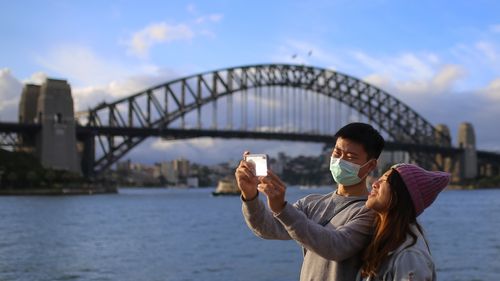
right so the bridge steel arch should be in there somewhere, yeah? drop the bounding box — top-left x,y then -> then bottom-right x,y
79,64 -> 451,176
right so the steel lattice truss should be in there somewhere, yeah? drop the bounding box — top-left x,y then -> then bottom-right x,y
0,132 -> 18,147
79,64 -> 452,174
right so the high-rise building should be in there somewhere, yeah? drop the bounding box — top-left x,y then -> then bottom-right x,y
173,158 -> 190,178
156,161 -> 178,184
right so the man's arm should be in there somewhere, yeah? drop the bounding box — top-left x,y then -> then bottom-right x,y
236,155 -> 294,240
274,203 -> 374,261
241,193 -> 293,240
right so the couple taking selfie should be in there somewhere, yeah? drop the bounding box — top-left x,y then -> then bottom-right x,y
235,122 -> 450,281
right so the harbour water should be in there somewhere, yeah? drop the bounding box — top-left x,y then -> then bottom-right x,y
0,187 -> 499,281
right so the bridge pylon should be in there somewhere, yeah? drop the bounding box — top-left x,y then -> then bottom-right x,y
18,84 -> 40,153
19,79 -> 81,174
456,122 -> 477,181
433,124 -> 455,173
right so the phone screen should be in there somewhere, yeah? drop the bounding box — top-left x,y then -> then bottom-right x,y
245,154 -> 268,176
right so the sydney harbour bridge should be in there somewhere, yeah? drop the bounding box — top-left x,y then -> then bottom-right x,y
1,63 -> 499,181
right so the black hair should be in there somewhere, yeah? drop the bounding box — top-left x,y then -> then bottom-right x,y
333,122 -> 385,159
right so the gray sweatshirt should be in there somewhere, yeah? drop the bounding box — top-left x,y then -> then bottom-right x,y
242,190 -> 375,281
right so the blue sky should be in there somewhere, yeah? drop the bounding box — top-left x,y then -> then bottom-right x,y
1,0 -> 500,164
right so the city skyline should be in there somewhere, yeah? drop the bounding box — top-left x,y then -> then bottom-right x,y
1,0 -> 499,164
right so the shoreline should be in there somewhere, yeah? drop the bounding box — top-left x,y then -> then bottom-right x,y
1,184 -> 497,195
0,186 -> 118,196
447,185 -> 475,190
446,184 -> 500,190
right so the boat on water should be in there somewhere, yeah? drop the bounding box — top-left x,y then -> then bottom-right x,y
212,177 -> 240,196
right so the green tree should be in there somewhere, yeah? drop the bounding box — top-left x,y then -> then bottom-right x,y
7,172 -> 18,188
26,171 -> 39,188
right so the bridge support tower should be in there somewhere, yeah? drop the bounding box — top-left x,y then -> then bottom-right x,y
18,84 -> 40,153
79,134 -> 95,178
456,122 -> 477,181
434,124 -> 455,173
19,79 -> 81,174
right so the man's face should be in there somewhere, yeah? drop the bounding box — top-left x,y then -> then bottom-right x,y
331,137 -> 372,178
331,137 -> 369,165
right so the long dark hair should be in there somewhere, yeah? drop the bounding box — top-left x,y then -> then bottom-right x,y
361,169 -> 423,278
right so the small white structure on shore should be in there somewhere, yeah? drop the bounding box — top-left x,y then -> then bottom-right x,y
212,176 -> 240,196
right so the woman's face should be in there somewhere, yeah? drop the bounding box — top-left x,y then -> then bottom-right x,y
366,169 -> 393,213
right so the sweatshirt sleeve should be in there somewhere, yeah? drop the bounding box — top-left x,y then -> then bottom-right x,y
392,250 -> 434,281
241,194 -> 292,240
274,202 -> 374,261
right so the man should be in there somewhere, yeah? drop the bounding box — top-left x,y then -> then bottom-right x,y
235,122 -> 385,281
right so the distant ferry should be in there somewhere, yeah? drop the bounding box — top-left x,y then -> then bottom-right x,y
212,177 -> 240,196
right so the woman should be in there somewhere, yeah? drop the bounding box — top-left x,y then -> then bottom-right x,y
360,163 -> 450,281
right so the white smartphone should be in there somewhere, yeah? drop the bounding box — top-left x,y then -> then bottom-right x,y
244,154 -> 268,176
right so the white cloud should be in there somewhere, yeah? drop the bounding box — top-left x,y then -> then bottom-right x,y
186,3 -> 197,14
483,77 -> 500,100
475,41 -> 497,61
208,14 -> 223,22
37,45 -> 133,85
198,29 -> 216,39
431,65 -> 466,92
378,64 -> 464,95
0,69 -> 22,99
186,3 -> 222,23
126,11 -> 223,59
362,64 -> 466,123
490,24 -> 500,33
362,73 -> 392,89
0,68 -> 23,121
450,39 -> 500,84
123,4 -> 224,59
127,22 -> 194,58
195,14 -> 223,24
354,49 -> 465,97
72,67 -> 180,112
23,72 -> 47,85
352,51 -> 439,82
398,53 -> 436,80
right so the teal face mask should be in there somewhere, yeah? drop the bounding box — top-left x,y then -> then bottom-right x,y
330,157 -> 371,186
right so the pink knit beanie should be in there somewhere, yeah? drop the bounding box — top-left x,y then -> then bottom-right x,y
392,163 -> 451,216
